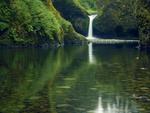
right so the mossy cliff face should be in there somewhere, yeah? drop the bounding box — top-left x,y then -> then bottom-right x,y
52,0 -> 89,36
0,0 -> 85,47
136,0 -> 150,47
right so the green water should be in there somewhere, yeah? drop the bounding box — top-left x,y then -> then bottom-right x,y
0,45 -> 150,113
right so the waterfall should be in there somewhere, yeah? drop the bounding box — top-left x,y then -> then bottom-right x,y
87,14 -> 97,64
88,14 -> 97,39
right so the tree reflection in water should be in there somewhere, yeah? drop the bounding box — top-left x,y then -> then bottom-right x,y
0,45 -> 150,113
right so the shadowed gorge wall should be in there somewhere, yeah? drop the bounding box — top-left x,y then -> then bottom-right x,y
53,0 -> 139,39
94,0 -> 138,38
136,0 -> 150,47
52,0 -> 89,36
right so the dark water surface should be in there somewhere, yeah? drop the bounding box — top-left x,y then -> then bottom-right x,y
0,44 -> 150,113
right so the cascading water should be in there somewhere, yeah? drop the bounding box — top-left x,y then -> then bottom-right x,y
87,14 -> 139,45
88,14 -> 97,39
88,14 -> 97,64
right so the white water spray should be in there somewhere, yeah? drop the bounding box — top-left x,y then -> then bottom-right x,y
88,14 -> 97,39
88,14 -> 97,64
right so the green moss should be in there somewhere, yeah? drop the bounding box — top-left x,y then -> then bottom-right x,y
0,0 -> 85,47
76,0 -> 97,14
53,0 -> 89,36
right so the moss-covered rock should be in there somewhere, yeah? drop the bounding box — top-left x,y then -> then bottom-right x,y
0,0 -> 85,47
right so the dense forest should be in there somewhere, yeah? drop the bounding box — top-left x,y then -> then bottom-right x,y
0,0 -> 150,48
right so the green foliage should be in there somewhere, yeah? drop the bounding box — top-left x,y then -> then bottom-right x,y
76,0 -> 97,14
0,0 -> 85,47
53,0 -> 89,36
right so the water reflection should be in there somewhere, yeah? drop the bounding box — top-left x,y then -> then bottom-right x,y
0,45 -> 150,113
94,96 -> 137,113
88,43 -> 96,64
95,97 -> 104,113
